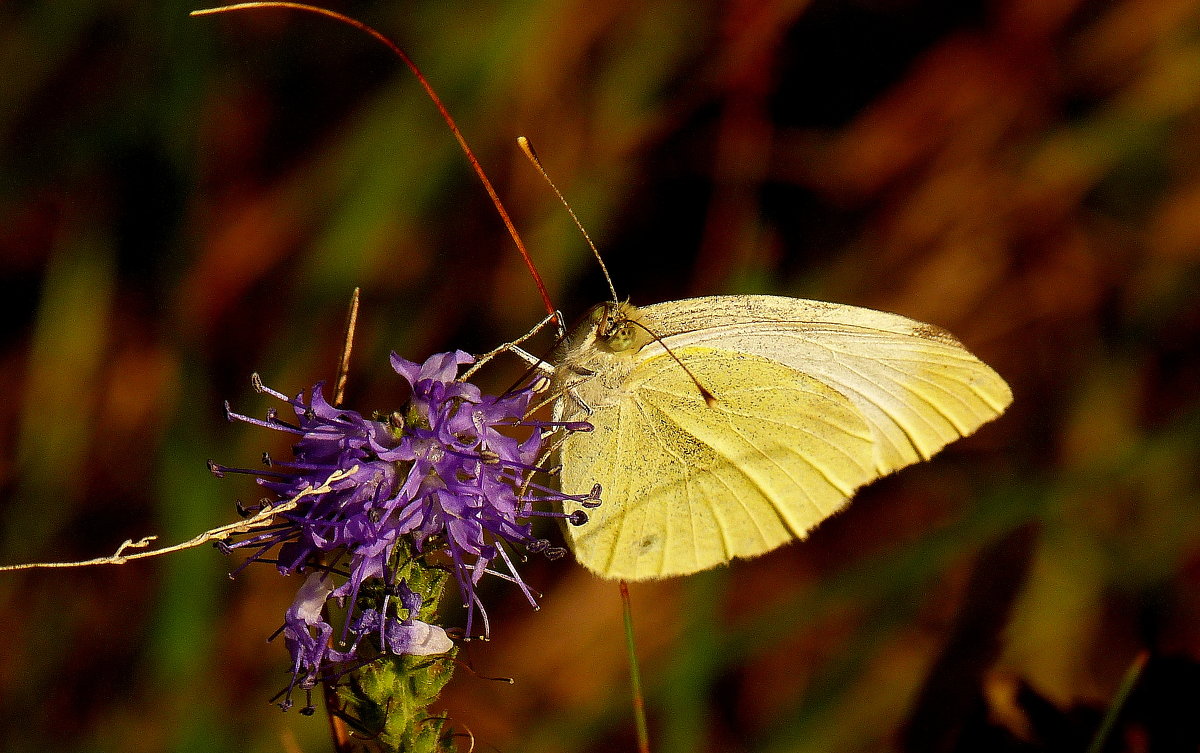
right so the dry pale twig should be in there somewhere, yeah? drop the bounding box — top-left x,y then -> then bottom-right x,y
0,466 -> 357,572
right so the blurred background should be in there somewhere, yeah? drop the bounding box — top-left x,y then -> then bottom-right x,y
2,0 -> 1199,751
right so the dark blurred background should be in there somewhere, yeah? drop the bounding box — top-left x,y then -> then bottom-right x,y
2,0 -> 1199,751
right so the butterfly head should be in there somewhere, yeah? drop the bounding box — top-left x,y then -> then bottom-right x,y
588,301 -> 650,354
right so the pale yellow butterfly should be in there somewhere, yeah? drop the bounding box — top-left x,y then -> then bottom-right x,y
550,294 -> 1012,581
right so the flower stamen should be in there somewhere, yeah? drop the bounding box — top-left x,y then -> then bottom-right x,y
216,350 -> 598,696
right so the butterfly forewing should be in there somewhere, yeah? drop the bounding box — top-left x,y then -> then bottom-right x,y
560,347 -> 877,580
640,296 -> 1013,474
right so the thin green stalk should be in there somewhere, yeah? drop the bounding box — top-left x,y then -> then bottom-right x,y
1085,651 -> 1148,753
620,581 -> 651,753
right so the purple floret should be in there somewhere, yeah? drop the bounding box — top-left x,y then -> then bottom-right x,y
213,350 -> 599,707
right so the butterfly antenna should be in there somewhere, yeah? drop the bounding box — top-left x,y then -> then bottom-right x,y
190,2 -> 560,323
628,320 -> 718,407
518,136 -> 620,305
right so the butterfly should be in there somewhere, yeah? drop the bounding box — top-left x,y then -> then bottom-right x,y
548,294 -> 1012,581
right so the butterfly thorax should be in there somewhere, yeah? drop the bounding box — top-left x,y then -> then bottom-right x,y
552,301 -> 653,417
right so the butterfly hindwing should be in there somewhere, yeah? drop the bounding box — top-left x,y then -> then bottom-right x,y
561,347 -> 877,580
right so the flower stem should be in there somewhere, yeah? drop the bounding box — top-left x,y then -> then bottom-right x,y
336,546 -> 460,752
620,581 -> 651,753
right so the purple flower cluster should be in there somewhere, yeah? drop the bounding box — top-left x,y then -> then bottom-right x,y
211,351 -> 598,709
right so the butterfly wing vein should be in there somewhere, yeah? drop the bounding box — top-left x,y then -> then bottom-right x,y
558,295 -> 1013,580
564,349 -> 878,579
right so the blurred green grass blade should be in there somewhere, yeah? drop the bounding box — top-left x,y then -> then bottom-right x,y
659,569 -> 726,753
517,480 -> 1046,751
760,606 -> 925,753
0,3 -> 100,155
4,226 -> 116,561
148,363 -> 231,753
732,480 -> 1048,654
712,482 -> 1046,752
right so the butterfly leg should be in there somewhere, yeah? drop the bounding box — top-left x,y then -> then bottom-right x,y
567,390 -> 594,416
462,310 -> 561,381
528,365 -> 597,416
561,367 -> 597,415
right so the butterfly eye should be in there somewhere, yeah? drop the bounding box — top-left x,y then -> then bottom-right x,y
605,323 -> 637,353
